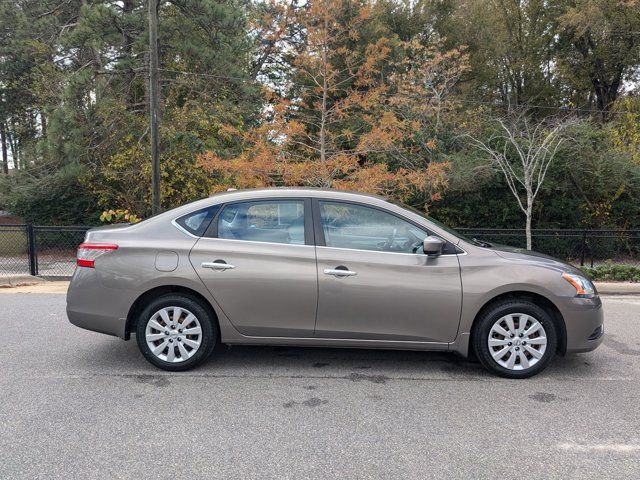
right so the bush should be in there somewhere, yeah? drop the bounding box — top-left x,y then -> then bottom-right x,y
0,163 -> 101,225
581,263 -> 640,283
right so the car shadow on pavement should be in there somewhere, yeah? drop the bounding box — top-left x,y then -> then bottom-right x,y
213,345 -> 486,378
85,337 -> 604,380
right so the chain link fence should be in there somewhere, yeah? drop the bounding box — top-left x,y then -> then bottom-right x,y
0,224 -> 90,279
33,226 -> 91,277
1,224 -> 639,279
0,224 -> 30,276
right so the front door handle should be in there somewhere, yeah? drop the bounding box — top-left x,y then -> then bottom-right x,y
324,267 -> 357,277
202,261 -> 235,270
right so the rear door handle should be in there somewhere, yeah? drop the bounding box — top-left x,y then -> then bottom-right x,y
202,261 -> 235,270
324,268 -> 357,277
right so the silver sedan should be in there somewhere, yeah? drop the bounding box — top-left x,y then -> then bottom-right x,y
67,188 -> 604,378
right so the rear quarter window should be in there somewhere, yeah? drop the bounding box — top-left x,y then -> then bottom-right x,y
175,205 -> 220,236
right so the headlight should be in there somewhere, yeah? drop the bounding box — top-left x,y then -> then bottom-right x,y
562,272 -> 596,297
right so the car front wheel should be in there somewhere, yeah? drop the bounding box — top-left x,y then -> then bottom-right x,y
473,300 -> 558,379
136,293 -> 218,371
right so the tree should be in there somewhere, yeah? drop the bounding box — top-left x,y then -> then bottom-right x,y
0,0 -> 260,219
248,0 -> 304,81
198,0 -> 470,207
554,0 -> 640,119
467,112 -> 573,249
429,0 -> 561,108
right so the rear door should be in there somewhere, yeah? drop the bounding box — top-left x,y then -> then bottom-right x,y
313,199 -> 462,343
189,198 -> 318,337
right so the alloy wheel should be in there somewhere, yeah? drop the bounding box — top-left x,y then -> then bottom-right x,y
487,313 -> 548,371
145,306 -> 203,363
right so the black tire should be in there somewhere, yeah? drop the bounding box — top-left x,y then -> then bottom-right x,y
136,293 -> 218,371
472,300 -> 557,379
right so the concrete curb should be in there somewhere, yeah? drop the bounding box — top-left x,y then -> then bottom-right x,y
0,275 -> 46,288
594,282 -> 640,295
0,281 -> 68,294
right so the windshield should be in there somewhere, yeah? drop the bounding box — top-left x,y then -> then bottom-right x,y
390,200 -> 477,244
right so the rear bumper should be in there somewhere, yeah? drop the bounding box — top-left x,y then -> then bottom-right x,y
67,308 -> 127,338
66,267 -> 130,339
562,295 -> 604,353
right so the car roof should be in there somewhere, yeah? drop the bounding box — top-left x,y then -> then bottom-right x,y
207,187 -> 388,203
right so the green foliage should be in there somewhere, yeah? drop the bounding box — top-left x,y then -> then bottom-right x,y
610,97 -> 640,164
433,0 -> 562,108
100,209 -> 141,224
554,121 -> 640,229
86,138 -> 211,218
428,152 -> 522,227
581,263 -> 640,283
0,162 -> 100,225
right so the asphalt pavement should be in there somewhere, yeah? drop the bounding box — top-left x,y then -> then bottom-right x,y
1,292 -> 639,479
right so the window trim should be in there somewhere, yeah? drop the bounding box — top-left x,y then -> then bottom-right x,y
204,197 -> 314,246
312,198 -> 461,255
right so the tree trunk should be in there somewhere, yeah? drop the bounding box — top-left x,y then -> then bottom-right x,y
592,75 -> 621,123
319,74 -> 327,165
80,0 -> 104,103
525,199 -> 533,250
123,0 -> 135,109
40,110 -> 47,138
319,15 -> 329,169
9,123 -> 18,169
0,123 -> 8,174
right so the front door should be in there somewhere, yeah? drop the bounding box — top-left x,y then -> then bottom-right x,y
314,200 -> 462,343
190,198 -> 317,337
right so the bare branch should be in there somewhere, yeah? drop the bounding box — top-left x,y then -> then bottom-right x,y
466,112 -> 573,249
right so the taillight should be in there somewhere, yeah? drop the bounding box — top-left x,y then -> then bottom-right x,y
77,243 -> 118,268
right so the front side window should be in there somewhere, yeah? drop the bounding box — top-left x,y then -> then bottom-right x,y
217,200 -> 305,245
319,201 -> 426,253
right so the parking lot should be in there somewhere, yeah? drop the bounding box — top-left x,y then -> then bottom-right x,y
1,291 -> 639,479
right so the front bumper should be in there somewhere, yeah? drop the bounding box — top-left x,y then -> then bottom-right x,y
561,295 -> 604,353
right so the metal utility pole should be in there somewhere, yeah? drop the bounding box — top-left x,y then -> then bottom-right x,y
148,0 -> 161,215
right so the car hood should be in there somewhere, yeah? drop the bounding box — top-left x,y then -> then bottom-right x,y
489,243 -> 584,275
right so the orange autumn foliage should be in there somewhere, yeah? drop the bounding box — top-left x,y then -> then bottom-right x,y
198,0 -> 468,207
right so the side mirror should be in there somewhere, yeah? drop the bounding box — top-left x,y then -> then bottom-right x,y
423,236 -> 445,256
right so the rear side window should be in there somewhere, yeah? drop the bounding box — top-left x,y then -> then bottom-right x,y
175,205 -> 220,237
217,200 -> 305,245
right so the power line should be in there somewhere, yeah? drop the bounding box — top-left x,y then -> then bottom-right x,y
454,98 -> 638,116
159,67 -> 640,116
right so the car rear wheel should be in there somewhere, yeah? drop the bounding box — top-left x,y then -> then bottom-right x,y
473,300 -> 557,379
136,293 -> 217,371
